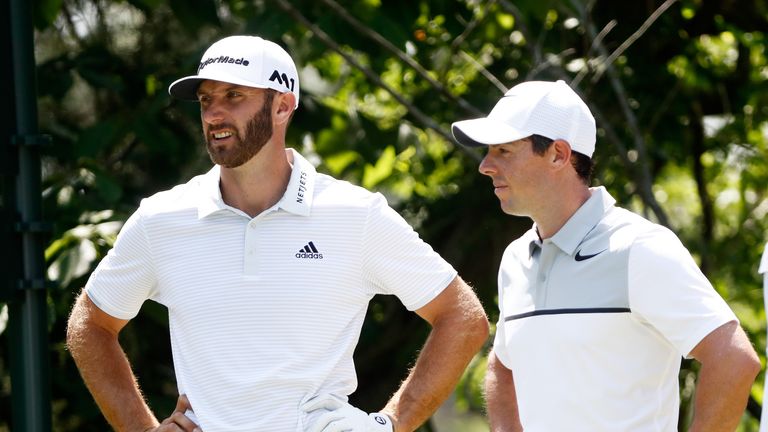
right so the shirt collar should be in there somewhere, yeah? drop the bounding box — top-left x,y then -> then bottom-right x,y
550,186 -> 615,255
196,165 -> 225,219
196,148 -> 317,219
528,186 -> 616,257
276,148 -> 316,216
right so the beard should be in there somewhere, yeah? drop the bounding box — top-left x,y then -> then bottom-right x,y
205,92 -> 274,168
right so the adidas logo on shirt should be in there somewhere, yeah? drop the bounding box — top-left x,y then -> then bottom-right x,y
295,241 -> 323,259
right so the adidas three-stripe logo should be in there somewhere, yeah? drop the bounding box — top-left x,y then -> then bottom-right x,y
299,241 -> 319,254
295,241 -> 324,259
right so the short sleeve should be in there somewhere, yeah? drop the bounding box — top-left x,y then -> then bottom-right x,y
491,248 -> 514,369
627,227 -> 737,358
84,210 -> 158,320
361,194 -> 457,311
491,313 -> 513,369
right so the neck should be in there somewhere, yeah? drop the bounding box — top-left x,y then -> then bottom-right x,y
218,143 -> 292,218
532,182 -> 592,239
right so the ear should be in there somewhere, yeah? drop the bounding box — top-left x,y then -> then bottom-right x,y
273,92 -> 296,125
550,139 -> 573,169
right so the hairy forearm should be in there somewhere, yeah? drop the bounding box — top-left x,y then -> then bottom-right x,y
67,306 -> 158,431
485,351 -> 522,432
382,312 -> 488,432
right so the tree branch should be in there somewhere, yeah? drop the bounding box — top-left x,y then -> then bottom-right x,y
457,51 -> 509,94
274,0 -> 481,161
316,0 -> 485,117
571,19 -> 616,87
570,0 -> 670,227
591,0 -> 679,84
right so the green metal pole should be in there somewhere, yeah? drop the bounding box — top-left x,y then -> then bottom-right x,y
8,0 -> 53,429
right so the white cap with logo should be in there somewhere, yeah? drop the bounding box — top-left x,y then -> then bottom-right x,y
168,35 -> 300,109
451,80 -> 596,157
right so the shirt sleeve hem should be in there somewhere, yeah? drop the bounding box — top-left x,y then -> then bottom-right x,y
403,270 -> 458,312
85,288 -> 140,321
681,314 -> 738,359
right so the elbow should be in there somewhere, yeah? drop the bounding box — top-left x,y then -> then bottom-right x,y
65,294 -> 91,357
726,344 -> 761,387
735,333 -> 762,381
65,308 -> 83,356
735,350 -> 762,392
477,313 -> 491,342
743,347 -> 762,380
467,308 -> 490,350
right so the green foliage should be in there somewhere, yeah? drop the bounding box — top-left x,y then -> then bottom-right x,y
4,0 -> 767,430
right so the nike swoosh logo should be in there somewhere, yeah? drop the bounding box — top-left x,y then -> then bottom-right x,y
574,249 -> 607,261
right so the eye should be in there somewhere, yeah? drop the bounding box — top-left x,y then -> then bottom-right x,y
197,94 -> 210,104
226,90 -> 242,99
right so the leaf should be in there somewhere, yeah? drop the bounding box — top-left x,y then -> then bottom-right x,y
323,150 -> 359,176
362,145 -> 396,189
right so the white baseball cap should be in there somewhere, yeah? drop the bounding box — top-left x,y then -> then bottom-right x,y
168,35 -> 300,109
451,80 -> 596,157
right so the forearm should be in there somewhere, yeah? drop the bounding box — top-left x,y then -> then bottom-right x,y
382,312 -> 488,431
67,299 -> 158,431
485,351 -> 522,432
689,363 -> 756,431
688,322 -> 760,432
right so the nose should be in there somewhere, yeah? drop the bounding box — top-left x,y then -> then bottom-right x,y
479,152 -> 495,176
201,98 -> 225,125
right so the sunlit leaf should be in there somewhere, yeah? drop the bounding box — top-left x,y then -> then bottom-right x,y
362,145 -> 396,189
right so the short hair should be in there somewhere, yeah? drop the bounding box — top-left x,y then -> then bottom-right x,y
527,134 -> 594,185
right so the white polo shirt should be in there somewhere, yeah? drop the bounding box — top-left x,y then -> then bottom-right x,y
493,187 -> 736,431
85,149 -> 456,432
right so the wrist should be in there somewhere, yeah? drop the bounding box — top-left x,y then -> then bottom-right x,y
370,411 -> 395,432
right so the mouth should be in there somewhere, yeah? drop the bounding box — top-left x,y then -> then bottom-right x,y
492,183 -> 509,197
211,130 -> 234,141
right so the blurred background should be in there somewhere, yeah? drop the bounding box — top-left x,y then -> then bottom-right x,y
2,0 -> 768,430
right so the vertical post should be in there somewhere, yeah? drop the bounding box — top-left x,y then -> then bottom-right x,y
6,0 -> 53,430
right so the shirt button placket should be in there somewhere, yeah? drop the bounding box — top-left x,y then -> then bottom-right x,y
244,220 -> 258,275
536,242 -> 554,306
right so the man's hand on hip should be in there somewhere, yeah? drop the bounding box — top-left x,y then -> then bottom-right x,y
148,394 -> 202,432
302,394 -> 394,432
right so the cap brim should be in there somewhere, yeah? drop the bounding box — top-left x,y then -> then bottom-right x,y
451,118 -> 529,147
168,76 -> 205,100
167,72 -> 278,101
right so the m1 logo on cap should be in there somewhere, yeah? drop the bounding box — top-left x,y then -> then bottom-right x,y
269,70 -> 295,92
198,55 -> 250,72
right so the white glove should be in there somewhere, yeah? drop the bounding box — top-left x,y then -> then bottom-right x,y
302,394 -> 394,432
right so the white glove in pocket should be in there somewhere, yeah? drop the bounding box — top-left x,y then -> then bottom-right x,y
302,394 -> 393,432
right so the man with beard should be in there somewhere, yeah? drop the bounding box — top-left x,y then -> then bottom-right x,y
66,35 -> 489,432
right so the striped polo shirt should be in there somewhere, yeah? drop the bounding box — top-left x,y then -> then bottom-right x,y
85,149 -> 457,432
492,187 -> 736,431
